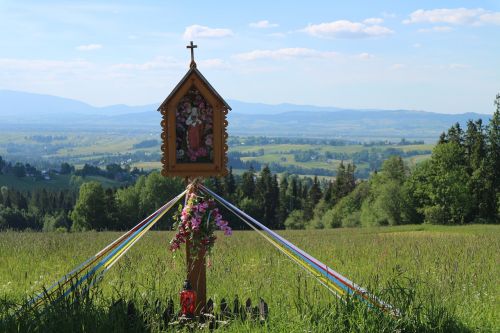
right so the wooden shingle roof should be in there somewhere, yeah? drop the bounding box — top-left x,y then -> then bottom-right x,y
157,66 -> 231,111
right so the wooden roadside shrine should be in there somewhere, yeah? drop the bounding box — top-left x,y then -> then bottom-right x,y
157,41 -> 231,315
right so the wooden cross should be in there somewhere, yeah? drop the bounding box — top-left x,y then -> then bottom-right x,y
186,41 -> 197,66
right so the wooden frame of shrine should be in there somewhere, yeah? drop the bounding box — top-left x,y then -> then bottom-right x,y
158,42 -> 231,178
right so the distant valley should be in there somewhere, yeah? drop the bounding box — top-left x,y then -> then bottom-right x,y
0,90 -> 490,141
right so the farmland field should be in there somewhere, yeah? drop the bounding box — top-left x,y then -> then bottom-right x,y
1,225 -> 498,332
0,131 -> 433,182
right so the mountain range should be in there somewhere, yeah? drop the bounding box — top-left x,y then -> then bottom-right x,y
0,90 -> 490,141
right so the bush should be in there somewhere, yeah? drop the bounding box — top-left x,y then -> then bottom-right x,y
284,210 -> 307,229
424,205 -> 448,224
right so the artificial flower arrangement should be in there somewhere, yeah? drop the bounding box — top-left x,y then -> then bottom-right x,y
170,190 -> 232,257
175,88 -> 214,163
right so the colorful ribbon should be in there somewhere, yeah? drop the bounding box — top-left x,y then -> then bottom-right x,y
200,185 -> 395,314
26,190 -> 186,310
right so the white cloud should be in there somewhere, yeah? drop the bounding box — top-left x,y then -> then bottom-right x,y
198,58 -> 230,69
301,20 -> 393,38
267,32 -> 286,38
480,12 -> 500,25
0,58 -> 93,71
356,52 -> 374,60
249,20 -> 279,28
183,25 -> 233,39
404,8 -> 500,26
76,44 -> 102,51
235,48 -> 338,61
418,26 -> 453,33
391,63 -> 406,70
363,18 -> 384,25
111,56 -> 182,71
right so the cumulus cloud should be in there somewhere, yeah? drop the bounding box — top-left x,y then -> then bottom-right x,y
76,44 -> 102,51
249,20 -> 279,28
301,20 -> 393,38
183,25 -> 233,39
235,48 -> 338,61
404,8 -> 500,26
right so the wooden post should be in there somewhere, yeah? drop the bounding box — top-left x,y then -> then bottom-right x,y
186,239 -> 206,315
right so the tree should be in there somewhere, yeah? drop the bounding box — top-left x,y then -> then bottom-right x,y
71,181 -> 108,231
207,177 -> 224,195
447,122 -> 464,146
256,166 -> 279,227
43,212 -> 70,232
464,119 -> 486,171
223,167 -> 236,198
139,172 -> 184,221
308,176 -> 322,206
488,94 -> 500,195
60,162 -> 74,175
325,161 -> 356,207
12,163 -> 26,178
407,143 -> 472,224
0,156 -> 5,174
239,167 -> 256,199
321,182 -> 369,228
360,156 -> 409,226
284,210 -> 307,230
115,182 -> 141,229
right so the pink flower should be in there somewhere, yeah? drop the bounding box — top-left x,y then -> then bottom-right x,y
170,242 -> 180,251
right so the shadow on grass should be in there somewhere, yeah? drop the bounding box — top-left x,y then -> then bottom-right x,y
0,273 -> 472,333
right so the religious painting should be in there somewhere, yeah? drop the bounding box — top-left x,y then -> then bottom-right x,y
175,87 -> 214,163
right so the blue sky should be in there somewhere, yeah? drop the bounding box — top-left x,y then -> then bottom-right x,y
0,1 -> 499,114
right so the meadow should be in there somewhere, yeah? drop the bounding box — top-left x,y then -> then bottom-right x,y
0,224 -> 498,332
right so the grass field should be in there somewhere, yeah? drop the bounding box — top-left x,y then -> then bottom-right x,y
0,174 -> 127,191
0,225 -> 498,332
0,131 -> 433,181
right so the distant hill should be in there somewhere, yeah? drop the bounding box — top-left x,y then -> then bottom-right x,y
0,90 -> 491,141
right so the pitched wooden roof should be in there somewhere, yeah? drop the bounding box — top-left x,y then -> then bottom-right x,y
157,66 -> 231,111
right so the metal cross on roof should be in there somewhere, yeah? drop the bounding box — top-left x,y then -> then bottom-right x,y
186,41 -> 197,67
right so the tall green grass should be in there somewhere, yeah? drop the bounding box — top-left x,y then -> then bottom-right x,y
0,225 -> 498,332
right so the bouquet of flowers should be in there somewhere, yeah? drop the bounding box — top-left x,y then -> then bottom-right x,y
170,191 -> 232,256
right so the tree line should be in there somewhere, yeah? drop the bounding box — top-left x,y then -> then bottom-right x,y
1,95 -> 499,231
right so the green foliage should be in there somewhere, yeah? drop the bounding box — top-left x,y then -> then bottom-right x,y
12,163 -> 26,178
284,210 -> 307,229
71,182 -> 108,231
0,156 -> 5,174
322,182 -> 370,228
360,157 -> 410,226
410,143 -> 472,224
42,212 -> 70,232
